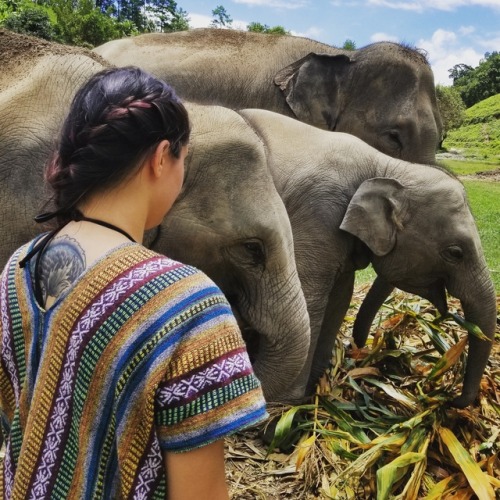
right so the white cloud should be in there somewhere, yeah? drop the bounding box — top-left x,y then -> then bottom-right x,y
233,0 -> 309,8
366,0 -> 500,11
187,13 -> 248,30
370,32 -> 399,42
476,35 -> 500,51
367,0 -> 424,11
416,29 -> 484,85
430,49 -> 483,84
458,25 -> 475,35
186,13 -> 212,28
291,26 -> 325,39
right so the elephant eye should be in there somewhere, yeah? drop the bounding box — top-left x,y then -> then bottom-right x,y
385,130 -> 403,152
243,240 -> 266,266
442,245 -> 464,262
225,239 -> 266,269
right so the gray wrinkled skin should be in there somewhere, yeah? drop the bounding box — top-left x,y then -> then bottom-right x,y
94,28 -> 443,165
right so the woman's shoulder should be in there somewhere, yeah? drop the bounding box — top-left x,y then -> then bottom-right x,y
1,235 -> 44,275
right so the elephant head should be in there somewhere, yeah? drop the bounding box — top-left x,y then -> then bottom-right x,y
94,31 -> 442,165
153,104 -> 310,402
340,172 -> 496,407
274,42 -> 443,165
0,30 -> 109,265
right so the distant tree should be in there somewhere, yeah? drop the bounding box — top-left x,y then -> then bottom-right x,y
449,52 -> 500,107
49,0 -> 137,46
210,4 -> 232,28
118,0 -> 147,30
168,6 -> 189,31
435,85 -> 466,140
61,8 -> 116,46
95,0 -> 117,15
342,39 -> 356,50
247,21 -> 288,35
2,6 -> 55,40
146,2 -> 190,32
1,0 -> 187,46
448,63 -> 473,83
247,21 -> 265,32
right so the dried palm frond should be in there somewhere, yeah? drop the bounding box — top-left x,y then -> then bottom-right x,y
227,289 -> 500,500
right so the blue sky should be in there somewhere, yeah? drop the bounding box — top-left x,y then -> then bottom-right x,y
176,0 -> 500,86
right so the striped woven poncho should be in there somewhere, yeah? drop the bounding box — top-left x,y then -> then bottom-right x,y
0,241 -> 267,499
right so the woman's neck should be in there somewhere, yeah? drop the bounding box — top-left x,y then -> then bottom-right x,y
78,178 -> 150,245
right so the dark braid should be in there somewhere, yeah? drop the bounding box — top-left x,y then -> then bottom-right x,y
45,66 -> 190,226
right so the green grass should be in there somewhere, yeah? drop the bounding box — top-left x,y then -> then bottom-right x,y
462,93 -> 500,124
439,159 -> 499,175
461,179 -> 500,291
442,94 -> 500,162
444,121 -> 500,161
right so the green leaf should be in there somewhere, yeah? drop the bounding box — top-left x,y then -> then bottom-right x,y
427,336 -> 467,380
450,313 -> 490,341
266,404 -> 315,453
439,426 -> 495,500
415,317 -> 450,354
319,397 -> 371,443
376,452 -> 426,500
363,378 -> 417,409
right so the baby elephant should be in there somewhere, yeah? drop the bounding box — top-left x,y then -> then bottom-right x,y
238,108 -> 496,408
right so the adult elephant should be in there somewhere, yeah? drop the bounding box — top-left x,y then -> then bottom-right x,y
0,30 -> 310,402
94,28 -> 443,165
238,108 -> 496,408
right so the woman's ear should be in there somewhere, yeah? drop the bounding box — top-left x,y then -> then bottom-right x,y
150,139 -> 171,178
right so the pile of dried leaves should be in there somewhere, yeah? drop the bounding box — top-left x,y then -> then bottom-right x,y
226,287 -> 500,499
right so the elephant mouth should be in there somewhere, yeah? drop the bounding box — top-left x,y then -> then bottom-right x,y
397,279 -> 449,316
227,298 -> 261,363
241,327 -> 260,364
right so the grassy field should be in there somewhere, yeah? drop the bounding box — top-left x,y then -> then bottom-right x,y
441,159 -> 499,175
461,178 -> 500,291
443,93 -> 500,162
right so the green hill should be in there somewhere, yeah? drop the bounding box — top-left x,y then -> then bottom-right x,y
443,93 -> 500,162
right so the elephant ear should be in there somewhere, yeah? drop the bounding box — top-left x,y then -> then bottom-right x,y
340,178 -> 407,257
274,53 -> 352,130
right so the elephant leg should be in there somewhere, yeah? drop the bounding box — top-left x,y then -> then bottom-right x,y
352,276 -> 395,347
307,271 -> 355,392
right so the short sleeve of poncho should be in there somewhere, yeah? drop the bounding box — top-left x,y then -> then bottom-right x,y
133,254 -> 267,451
153,269 -> 268,452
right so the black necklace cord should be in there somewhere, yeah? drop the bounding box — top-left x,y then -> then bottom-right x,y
19,209 -> 135,272
19,209 -> 69,269
73,210 -> 136,243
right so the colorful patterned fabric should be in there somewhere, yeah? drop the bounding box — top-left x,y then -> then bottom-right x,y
0,240 -> 267,499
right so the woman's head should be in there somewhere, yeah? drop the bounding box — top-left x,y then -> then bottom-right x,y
45,66 -> 190,224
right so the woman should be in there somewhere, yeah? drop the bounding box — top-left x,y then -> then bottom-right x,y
0,67 -> 267,499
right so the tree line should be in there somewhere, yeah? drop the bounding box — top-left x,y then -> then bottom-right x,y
437,51 -> 500,138
0,1 -> 290,46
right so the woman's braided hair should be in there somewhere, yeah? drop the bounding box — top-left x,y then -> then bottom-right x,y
45,66 -> 190,225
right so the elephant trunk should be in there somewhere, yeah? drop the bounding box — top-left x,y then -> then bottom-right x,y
449,272 -> 497,408
245,273 -> 310,403
353,276 -> 395,347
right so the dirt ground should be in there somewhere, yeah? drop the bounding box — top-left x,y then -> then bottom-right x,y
461,167 -> 500,181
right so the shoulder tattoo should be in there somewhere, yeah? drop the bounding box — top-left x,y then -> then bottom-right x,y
36,236 -> 86,302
